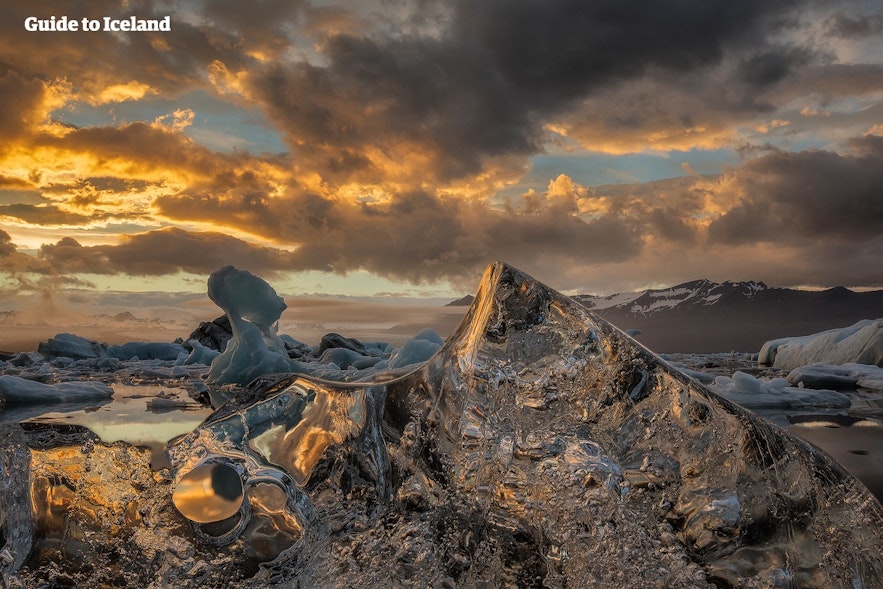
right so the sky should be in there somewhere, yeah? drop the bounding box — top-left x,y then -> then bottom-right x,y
2,0 -> 883,322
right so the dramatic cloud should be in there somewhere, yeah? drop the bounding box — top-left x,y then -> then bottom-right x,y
248,0 -> 817,181
0,0 -> 881,296
709,136 -> 883,245
37,228 -> 302,277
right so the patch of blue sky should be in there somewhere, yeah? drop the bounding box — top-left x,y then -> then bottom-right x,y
497,147 -> 739,201
51,89 -> 288,155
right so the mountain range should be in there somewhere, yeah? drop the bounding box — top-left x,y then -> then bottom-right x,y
450,279 -> 883,353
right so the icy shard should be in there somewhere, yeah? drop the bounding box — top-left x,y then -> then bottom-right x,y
3,262 -> 883,588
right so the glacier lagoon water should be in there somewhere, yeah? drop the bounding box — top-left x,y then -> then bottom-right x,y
2,262 -> 882,588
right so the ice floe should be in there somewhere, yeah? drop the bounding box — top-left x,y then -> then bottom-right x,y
0,375 -> 113,405
786,362 -> 883,391
758,319 -> 883,369
708,370 -> 851,409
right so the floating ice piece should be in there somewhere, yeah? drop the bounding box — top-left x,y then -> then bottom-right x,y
315,333 -> 376,357
759,319 -> 883,369
318,347 -> 378,369
8,352 -> 43,367
667,362 -> 714,384
387,327 -> 444,368
106,341 -> 187,361
787,362 -> 883,391
37,333 -> 106,360
709,371 -> 850,409
0,375 -> 113,406
179,339 -> 221,366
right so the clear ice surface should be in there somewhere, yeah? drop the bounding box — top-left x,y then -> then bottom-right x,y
2,262 -> 883,588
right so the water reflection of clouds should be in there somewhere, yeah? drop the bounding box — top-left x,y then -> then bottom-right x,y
21,383 -> 212,448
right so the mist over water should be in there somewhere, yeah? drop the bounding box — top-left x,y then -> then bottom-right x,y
0,293 -> 467,352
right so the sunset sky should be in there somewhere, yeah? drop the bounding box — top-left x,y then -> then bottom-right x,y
2,0 -> 883,318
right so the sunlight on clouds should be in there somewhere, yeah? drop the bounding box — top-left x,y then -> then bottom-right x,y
152,109 -> 195,132
561,121 -> 736,155
3,144 -> 190,193
801,105 -> 832,117
0,0 -> 881,299
688,174 -> 747,221
437,155 -> 531,200
754,119 -> 791,134
95,81 -> 157,105
207,60 -> 251,97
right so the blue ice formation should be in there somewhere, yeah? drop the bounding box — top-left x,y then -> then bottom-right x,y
206,266 -> 293,385
204,266 -> 446,386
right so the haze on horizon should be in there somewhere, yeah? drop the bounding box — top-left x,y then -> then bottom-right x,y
2,0 -> 883,327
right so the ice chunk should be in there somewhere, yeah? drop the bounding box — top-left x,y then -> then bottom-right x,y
187,314 -> 233,351
318,347 -> 376,369
0,375 -> 113,405
206,266 -> 294,385
106,341 -> 187,361
787,362 -> 883,391
316,332 -> 377,357
759,319 -> 883,369
387,327 -> 444,368
208,318 -> 292,385
208,265 -> 287,327
37,333 -> 106,360
179,339 -> 221,366
709,371 -> 850,409
4,262 -> 883,588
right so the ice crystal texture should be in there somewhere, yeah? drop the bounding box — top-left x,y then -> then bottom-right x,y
2,262 -> 882,588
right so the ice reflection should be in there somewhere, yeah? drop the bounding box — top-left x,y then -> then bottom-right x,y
172,463 -> 244,523
166,378 -> 367,563
26,433 -> 170,566
172,380 -> 366,487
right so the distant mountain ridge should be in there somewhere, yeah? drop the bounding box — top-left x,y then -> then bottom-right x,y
571,280 -> 883,353
573,279 -> 769,314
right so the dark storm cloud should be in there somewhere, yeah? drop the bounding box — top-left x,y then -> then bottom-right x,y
37,228 -> 301,276
0,175 -> 35,189
250,35 -> 535,181
0,0 -> 254,100
451,0 -> 803,103
0,229 -> 52,274
156,186 -> 646,284
248,0 -> 812,181
204,0 -> 307,51
709,136 -> 883,245
826,12 -> 883,38
738,45 -> 816,88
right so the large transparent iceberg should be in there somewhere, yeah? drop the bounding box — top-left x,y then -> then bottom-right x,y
2,262 -> 882,588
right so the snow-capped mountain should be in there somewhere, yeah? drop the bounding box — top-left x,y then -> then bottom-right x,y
572,280 -> 883,353
574,279 -> 769,315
